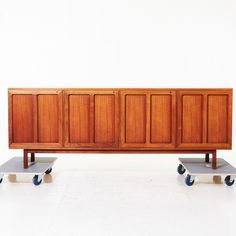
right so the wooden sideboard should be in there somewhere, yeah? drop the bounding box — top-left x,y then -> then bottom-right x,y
8,88 -> 233,169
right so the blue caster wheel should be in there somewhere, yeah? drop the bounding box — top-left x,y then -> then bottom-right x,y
45,168 -> 52,175
33,175 -> 42,186
177,164 -> 186,175
0,178 -> 3,184
185,174 -> 195,186
224,176 -> 235,186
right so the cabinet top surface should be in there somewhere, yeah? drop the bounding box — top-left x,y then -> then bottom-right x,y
8,88 -> 233,91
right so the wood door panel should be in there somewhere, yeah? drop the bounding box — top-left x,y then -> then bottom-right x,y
12,94 -> 34,143
69,95 -> 90,143
177,89 -> 232,149
182,95 -> 203,143
207,95 -> 228,143
125,95 -> 146,143
121,90 -> 176,147
64,90 -> 118,147
37,95 -> 59,143
95,95 -> 115,143
151,95 -> 172,143
9,89 -> 63,148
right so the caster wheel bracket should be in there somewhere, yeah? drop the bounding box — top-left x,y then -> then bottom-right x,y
225,175 -> 235,186
185,174 -> 195,186
0,174 -> 3,184
45,168 -> 52,175
33,175 -> 43,186
177,164 -> 186,175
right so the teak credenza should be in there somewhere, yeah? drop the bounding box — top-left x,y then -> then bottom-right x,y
8,88 -> 233,170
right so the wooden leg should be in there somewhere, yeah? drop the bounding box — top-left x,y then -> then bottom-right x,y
205,153 -> 210,163
23,150 -> 29,169
212,150 -> 217,169
31,153 -> 35,162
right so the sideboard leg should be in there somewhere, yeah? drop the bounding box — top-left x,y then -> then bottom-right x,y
205,153 -> 210,163
23,150 -> 29,169
31,153 -> 35,162
212,150 -> 217,169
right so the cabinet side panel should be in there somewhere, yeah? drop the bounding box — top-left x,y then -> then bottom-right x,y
69,95 -> 90,143
95,95 -> 115,143
38,95 -> 59,143
12,95 -> 34,143
207,95 -> 228,143
182,95 -> 203,143
125,95 -> 146,143
151,95 -> 172,143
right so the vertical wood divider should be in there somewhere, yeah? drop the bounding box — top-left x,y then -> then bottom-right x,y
120,92 -> 125,145
228,93 -> 232,147
115,91 -> 119,146
90,94 -> 95,143
33,94 -> 38,143
64,91 -> 69,145
176,92 -> 182,147
172,91 -> 177,147
202,94 -> 208,144
8,92 -> 13,145
60,90 -> 64,146
146,93 -> 151,144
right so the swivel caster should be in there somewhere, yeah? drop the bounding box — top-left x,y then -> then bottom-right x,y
177,164 -> 186,175
45,168 -> 52,175
33,175 -> 42,186
224,176 -> 235,186
185,174 -> 195,186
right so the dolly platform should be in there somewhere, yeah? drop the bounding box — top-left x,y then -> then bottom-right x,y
0,157 -> 57,186
177,158 -> 236,186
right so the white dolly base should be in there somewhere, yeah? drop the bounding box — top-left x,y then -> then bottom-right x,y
178,158 -> 236,186
0,157 -> 57,186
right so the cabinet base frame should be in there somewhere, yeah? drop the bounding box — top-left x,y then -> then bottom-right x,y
23,149 -> 218,170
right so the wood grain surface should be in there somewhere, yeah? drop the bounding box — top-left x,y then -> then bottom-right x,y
9,88 -> 232,151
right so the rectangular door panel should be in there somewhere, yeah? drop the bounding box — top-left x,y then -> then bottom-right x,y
64,90 -> 118,147
177,89 -> 232,149
9,89 -> 63,148
38,95 -> 59,143
69,95 -> 90,143
125,95 -> 146,143
95,95 -> 115,143
207,95 -> 228,143
151,95 -> 172,143
12,94 -> 34,143
182,95 -> 203,143
120,90 -> 176,148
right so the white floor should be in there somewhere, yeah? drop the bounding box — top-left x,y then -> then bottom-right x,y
0,154 -> 236,236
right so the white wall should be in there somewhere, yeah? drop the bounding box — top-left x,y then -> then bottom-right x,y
0,0 -> 236,161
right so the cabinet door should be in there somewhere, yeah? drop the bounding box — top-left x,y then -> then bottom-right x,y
9,89 -> 63,148
177,89 -> 232,149
207,93 -> 232,147
64,90 -> 119,147
120,90 -> 176,148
